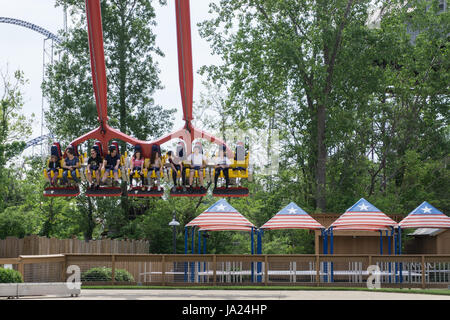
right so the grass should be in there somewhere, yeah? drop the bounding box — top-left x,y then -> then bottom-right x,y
81,285 -> 450,296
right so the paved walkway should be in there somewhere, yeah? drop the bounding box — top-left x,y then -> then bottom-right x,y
11,289 -> 450,300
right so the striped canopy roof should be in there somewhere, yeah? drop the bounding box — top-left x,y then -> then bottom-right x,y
186,199 -> 255,230
260,202 -> 324,230
198,225 -> 253,232
329,198 -> 397,231
399,201 -> 450,229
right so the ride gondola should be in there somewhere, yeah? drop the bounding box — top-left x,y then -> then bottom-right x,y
127,144 -> 165,197
212,141 -> 250,197
43,143 -> 82,197
85,141 -> 123,197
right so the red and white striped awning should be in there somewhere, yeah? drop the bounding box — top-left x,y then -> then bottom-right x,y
399,201 -> 450,229
260,202 -> 324,230
329,198 -> 397,231
186,199 -> 255,231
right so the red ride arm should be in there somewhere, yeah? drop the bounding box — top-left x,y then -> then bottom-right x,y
85,0 -> 109,130
175,0 -> 193,127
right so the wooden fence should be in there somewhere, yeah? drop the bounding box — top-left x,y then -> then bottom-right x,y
0,235 -> 149,258
1,254 -> 449,289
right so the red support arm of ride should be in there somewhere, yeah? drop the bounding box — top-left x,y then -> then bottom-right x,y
175,0 -> 194,127
70,0 -> 232,158
85,0 -> 108,130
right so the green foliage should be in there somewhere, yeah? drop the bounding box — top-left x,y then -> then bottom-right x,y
0,268 -> 23,283
81,266 -> 134,282
198,0 -> 449,214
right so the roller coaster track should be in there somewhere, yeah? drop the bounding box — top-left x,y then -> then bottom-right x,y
0,17 -> 62,43
25,134 -> 54,150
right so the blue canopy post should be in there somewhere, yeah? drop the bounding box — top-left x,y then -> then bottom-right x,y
191,226 -> 195,283
379,230 -> 383,255
330,227 -> 334,282
198,230 -> 202,283
399,227 -> 403,283
322,229 -> 328,283
388,228 -> 394,283
203,232 -> 207,283
394,227 -> 398,283
251,227 -> 255,283
184,227 -> 188,282
256,229 -> 263,283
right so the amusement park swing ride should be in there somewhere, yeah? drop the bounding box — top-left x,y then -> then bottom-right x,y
43,0 -> 251,199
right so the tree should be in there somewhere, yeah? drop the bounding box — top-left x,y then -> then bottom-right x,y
199,0 -> 386,211
198,0 -> 449,213
0,68 -> 34,211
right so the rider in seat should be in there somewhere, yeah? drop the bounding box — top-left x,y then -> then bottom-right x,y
86,146 -> 103,190
46,154 -> 61,187
148,144 -> 163,191
167,148 -> 184,192
214,144 -> 231,189
188,143 -> 206,191
129,145 -> 145,191
102,145 -> 120,186
61,146 -> 80,186
234,141 -> 247,172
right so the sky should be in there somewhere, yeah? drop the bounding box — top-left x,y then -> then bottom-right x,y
0,0 -> 222,144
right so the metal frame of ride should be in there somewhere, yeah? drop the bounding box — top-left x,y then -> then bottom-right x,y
43,0 -> 251,198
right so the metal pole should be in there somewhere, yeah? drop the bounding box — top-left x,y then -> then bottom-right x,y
173,225 -> 177,254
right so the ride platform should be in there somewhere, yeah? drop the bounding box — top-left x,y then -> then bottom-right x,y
212,187 -> 249,197
85,187 -> 122,197
43,186 -> 80,197
127,186 -> 164,197
170,186 -> 207,197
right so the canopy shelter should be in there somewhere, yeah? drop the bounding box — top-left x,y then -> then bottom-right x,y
186,199 -> 255,230
399,201 -> 450,229
329,198 -> 397,232
325,198 -> 398,282
260,202 -> 324,230
184,199 -> 257,282
256,202 -> 324,282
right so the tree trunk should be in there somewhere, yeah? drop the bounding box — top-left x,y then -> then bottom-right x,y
316,103 -> 327,212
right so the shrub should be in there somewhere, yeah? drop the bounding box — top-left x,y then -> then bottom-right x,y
81,267 -> 134,282
0,268 -> 23,283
